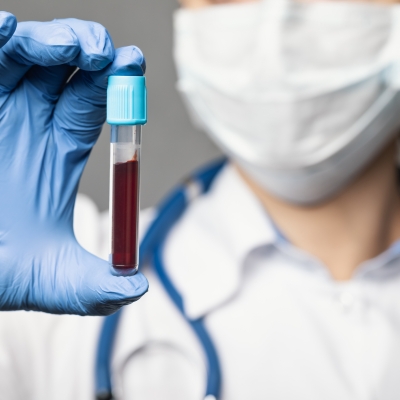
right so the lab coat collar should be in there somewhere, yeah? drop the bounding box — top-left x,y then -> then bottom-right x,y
164,163 -> 278,320
354,238 -> 400,278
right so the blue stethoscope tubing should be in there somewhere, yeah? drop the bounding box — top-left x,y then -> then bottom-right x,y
95,159 -> 226,400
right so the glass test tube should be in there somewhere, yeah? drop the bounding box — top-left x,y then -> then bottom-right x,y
107,75 -> 147,276
109,125 -> 142,275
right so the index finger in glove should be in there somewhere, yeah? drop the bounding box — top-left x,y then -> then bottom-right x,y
54,18 -> 115,71
0,12 -> 16,48
0,20 -> 81,93
0,19 -> 115,95
25,19 -> 115,99
54,45 -> 145,147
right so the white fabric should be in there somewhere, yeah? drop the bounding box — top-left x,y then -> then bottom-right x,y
174,1 -> 400,204
2,176 -> 400,399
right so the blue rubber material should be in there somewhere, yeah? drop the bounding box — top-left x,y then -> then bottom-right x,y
95,310 -> 122,399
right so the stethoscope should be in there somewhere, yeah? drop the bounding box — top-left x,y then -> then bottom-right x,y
95,159 -> 227,400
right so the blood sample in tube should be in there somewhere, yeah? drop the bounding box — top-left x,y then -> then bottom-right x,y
111,158 -> 139,273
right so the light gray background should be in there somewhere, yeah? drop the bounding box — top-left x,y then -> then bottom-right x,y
3,0 -> 221,210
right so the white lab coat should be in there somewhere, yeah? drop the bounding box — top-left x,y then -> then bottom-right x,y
1,164 -> 400,400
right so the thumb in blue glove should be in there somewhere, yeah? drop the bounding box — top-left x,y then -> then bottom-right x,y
0,18 -> 149,316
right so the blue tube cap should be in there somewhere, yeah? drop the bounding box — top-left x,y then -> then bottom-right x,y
107,76 -> 147,125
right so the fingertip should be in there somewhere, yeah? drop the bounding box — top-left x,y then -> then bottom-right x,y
108,46 -> 146,76
141,56 -> 147,74
93,271 -> 148,314
86,37 -> 114,71
96,26 -> 115,70
0,11 -> 17,35
80,22 -> 115,70
117,271 -> 149,296
58,18 -> 115,71
133,46 -> 146,74
128,272 -> 149,294
0,11 -> 17,48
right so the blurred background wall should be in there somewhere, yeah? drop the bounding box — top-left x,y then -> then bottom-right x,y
3,0 -> 221,210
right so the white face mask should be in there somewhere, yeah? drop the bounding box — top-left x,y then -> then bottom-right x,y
173,0 -> 400,204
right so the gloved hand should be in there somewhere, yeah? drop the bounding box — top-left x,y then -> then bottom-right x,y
0,15 -> 149,315
0,12 -> 16,47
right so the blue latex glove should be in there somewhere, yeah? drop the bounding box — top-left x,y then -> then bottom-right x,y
0,12 -> 16,47
0,16 -> 149,315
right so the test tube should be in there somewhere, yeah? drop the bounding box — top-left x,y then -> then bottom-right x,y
107,76 -> 147,276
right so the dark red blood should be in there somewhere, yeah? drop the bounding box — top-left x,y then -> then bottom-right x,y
112,159 -> 139,271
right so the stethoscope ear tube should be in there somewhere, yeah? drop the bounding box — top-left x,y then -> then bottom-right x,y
152,219 -> 222,400
138,158 -> 227,269
95,158 -> 227,400
95,310 -> 122,400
